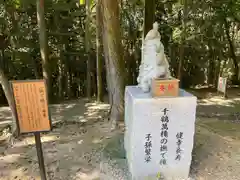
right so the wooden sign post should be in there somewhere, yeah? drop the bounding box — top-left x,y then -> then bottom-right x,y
11,80 -> 51,180
217,77 -> 227,98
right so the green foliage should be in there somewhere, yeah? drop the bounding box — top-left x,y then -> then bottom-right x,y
155,0 -> 240,87
0,0 -> 240,104
79,0 -> 85,5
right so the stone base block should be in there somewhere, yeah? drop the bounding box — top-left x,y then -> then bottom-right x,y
124,86 -> 197,180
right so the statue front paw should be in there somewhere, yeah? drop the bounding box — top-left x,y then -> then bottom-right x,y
142,84 -> 150,93
137,77 -> 141,83
139,78 -> 150,93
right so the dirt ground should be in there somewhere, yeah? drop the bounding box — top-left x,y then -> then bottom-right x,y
0,88 -> 240,180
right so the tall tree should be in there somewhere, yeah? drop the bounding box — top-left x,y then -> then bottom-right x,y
0,39 -> 18,136
101,0 -> 125,129
224,18 -> 239,84
177,0 -> 188,83
0,2 -> 19,136
144,0 -> 155,36
96,0 -> 103,102
85,0 -> 92,99
0,69 -> 18,135
36,0 -> 51,100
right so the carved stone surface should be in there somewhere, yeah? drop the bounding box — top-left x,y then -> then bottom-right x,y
124,86 -> 197,180
137,22 -> 171,93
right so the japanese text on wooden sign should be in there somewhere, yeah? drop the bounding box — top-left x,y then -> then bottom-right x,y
217,77 -> 227,94
11,80 -> 51,133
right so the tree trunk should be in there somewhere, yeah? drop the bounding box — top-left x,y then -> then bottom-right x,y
102,30 -> 112,105
177,0 -> 188,83
178,44 -> 184,81
2,5 -> 18,136
224,19 -> 239,84
144,0 -> 155,37
0,54 -> 18,136
58,58 -> 63,99
100,0 -> 111,105
32,57 -> 41,79
64,54 -> 72,99
31,12 -> 41,79
214,56 -> 221,88
7,4 -> 18,74
96,0 -> 104,102
58,36 -> 66,100
101,0 -> 125,129
207,45 -> 215,86
85,0 -> 92,99
36,0 -> 52,101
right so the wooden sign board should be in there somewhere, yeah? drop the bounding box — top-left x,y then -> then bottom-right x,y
218,77 -> 227,94
151,77 -> 180,97
11,80 -> 51,133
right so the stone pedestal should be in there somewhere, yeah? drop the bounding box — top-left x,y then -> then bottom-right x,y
124,86 -> 197,180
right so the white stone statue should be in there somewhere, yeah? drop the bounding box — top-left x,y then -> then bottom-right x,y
137,22 -> 171,93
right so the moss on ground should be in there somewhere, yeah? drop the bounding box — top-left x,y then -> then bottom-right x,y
102,133 -> 126,159
197,118 -> 240,140
193,126 -> 209,152
191,125 -> 210,165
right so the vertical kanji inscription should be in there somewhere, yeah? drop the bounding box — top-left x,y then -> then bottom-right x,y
12,80 -> 51,133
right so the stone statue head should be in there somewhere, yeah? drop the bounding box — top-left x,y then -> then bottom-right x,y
153,22 -> 159,31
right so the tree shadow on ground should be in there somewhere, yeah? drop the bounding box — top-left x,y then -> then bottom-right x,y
0,99 -> 110,129
0,121 -> 113,180
188,87 -> 240,100
0,99 -> 112,180
190,118 -> 240,178
196,95 -> 240,120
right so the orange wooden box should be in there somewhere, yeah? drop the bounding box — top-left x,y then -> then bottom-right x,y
151,77 -> 180,97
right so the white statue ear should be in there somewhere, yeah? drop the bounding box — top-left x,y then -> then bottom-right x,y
153,22 -> 159,28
